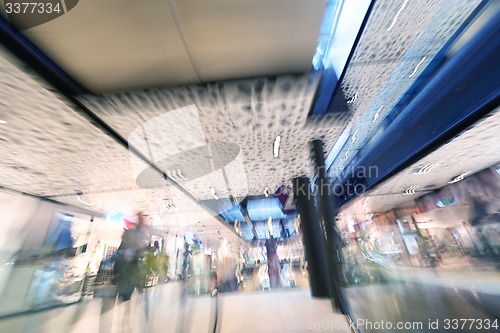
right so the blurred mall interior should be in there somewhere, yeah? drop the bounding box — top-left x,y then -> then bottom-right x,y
0,0 -> 500,332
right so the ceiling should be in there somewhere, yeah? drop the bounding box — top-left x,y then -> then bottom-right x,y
0,0 -> 330,247
2,0 -> 326,93
0,0 -> 495,246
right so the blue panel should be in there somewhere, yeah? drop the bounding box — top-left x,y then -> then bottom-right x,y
247,198 -> 286,221
239,222 -> 254,240
221,204 -> 245,222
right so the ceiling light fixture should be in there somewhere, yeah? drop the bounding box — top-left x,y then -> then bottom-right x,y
166,169 -> 187,181
76,194 -> 92,206
366,213 -> 374,223
346,92 -> 358,104
264,186 -> 270,197
387,0 -> 408,32
413,163 -> 438,174
448,171 -> 471,184
403,185 -> 419,196
273,136 -> 281,158
164,199 -> 176,209
0,120 -> 7,124
210,187 -> 219,200
409,56 -> 427,78
373,105 -> 383,122
344,148 -> 350,160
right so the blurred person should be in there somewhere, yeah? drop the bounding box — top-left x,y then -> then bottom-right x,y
152,240 -> 160,255
299,256 -> 308,276
256,260 -> 269,290
252,259 -> 262,289
216,239 -> 237,292
88,240 -> 104,275
113,212 -> 150,301
235,247 -> 245,286
164,232 -> 177,281
265,235 -> 281,288
234,219 -> 242,236
294,215 -> 301,236
281,259 -> 294,288
180,229 -> 195,279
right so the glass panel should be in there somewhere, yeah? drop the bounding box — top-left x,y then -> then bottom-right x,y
337,105 -> 500,332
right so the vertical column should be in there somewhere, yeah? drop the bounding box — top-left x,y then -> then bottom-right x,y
311,139 -> 343,311
242,209 -> 258,241
292,176 -> 330,298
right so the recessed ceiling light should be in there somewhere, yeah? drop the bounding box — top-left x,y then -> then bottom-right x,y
163,199 -> 175,209
344,148 -> 350,160
351,130 -> 358,143
373,105 -> 383,122
448,171 -> 471,184
403,185 -> 419,196
366,213 -> 373,223
166,169 -> 187,181
210,187 -> 219,200
76,194 -> 92,206
273,136 -> 281,158
413,163 -> 438,174
387,0 -> 408,32
347,92 -> 358,104
0,120 -> 7,124
409,56 -> 427,78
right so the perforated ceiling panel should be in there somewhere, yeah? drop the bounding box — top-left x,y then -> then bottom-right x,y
78,76 -> 349,200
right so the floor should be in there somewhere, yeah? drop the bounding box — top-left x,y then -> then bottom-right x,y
218,290 -> 352,333
0,284 -> 352,333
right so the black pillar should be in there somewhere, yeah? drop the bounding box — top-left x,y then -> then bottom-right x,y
292,176 -> 330,298
311,139 -> 343,311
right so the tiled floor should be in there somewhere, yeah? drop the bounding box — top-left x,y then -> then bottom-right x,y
0,284 -> 351,333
